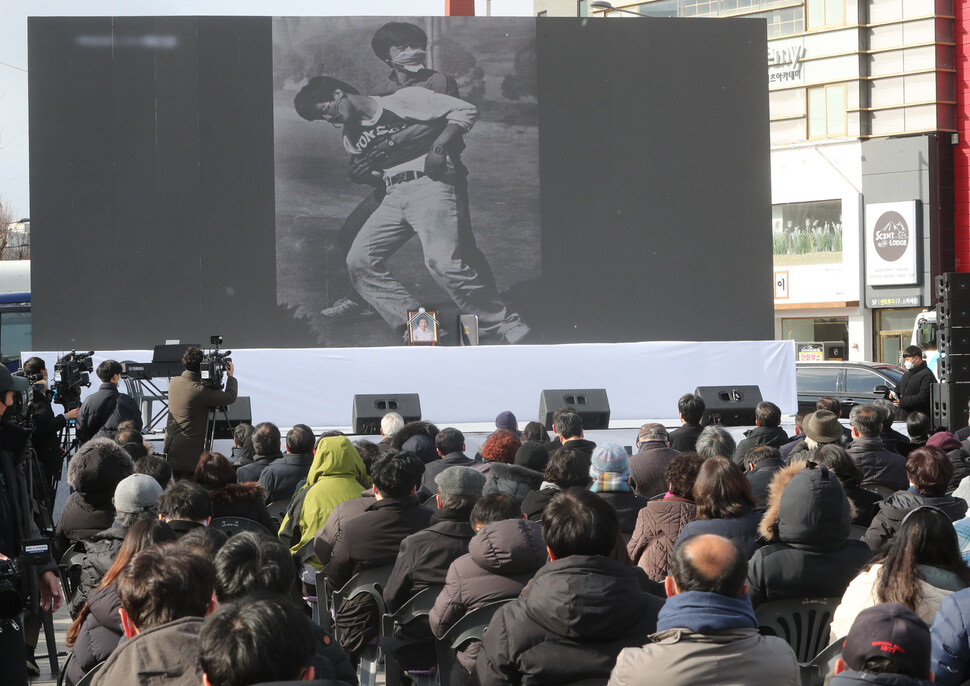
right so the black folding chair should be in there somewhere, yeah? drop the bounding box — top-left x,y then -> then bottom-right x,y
799,636 -> 844,686
209,516 -> 272,537
436,600 -> 511,686
331,565 -> 395,686
266,499 -> 290,528
755,597 -> 841,663
381,585 -> 444,686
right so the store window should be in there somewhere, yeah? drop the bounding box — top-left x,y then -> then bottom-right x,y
781,317 -> 849,351
808,84 -> 846,139
875,308 -> 924,365
806,0 -> 844,29
772,200 -> 842,259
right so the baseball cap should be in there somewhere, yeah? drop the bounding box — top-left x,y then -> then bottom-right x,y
841,603 -> 930,676
495,411 -> 518,433
0,366 -> 29,394
637,423 -> 669,443
113,473 -> 163,515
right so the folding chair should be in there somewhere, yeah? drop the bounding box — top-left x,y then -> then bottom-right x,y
755,597 -> 841,663
436,600 -> 511,686
209,516 -> 272,537
331,565 -> 395,686
381,585 -> 444,686
799,636 -> 845,686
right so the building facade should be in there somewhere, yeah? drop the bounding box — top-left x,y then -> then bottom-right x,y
535,0 -> 963,363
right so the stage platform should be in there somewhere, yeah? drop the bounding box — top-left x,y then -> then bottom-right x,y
27,339 -> 797,434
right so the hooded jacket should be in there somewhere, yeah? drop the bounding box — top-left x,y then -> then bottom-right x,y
430,518 -> 547,673
282,436 -> 371,563
476,555 -> 663,686
483,463 -> 543,507
676,506 -> 764,558
55,438 -> 134,557
391,421 -> 439,454
863,490 -> 969,551
91,616 -> 204,686
627,496 -> 697,582
66,585 -> 123,686
746,462 -> 872,607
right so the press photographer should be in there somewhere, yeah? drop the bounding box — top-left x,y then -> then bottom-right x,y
75,360 -> 142,443
0,366 -> 62,685
163,342 -> 238,481
22,357 -> 78,490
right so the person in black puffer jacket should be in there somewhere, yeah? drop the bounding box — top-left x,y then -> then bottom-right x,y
747,460 -> 872,607
195,451 -> 275,532
895,345 -> 937,421
68,474 -> 163,618
864,446 -> 969,552
55,438 -> 134,559
477,489 -> 663,686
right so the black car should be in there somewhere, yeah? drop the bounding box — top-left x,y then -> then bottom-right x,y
796,361 -> 904,415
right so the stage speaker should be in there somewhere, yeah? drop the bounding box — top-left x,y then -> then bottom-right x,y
932,382 -> 970,433
695,385 -> 763,426
211,396 -> 252,440
938,301 -> 970,329
539,389 -> 610,430
938,356 -> 970,384
936,272 -> 970,304
352,394 -> 421,435
939,325 -> 970,356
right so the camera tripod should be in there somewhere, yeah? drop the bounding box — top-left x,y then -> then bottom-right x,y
203,405 -> 235,453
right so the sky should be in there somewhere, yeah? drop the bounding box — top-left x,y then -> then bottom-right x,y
0,0 -> 534,220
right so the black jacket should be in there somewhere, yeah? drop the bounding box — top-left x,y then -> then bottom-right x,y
864,490 -> 969,551
521,486 -> 560,522
66,585 -> 123,686
75,382 -> 142,442
547,438 -> 596,463
733,426 -> 789,466
677,506 -> 764,558
68,525 -> 127,617
897,361 -> 936,420
595,490 -> 648,535
476,555 -> 663,686
209,482 -> 276,532
326,497 -> 433,656
236,453 -> 281,484
257,452 -> 314,503
669,424 -> 703,452
847,437 -> 909,491
746,462 -> 872,607
628,443 -> 680,498
746,458 -> 786,509
417,452 -> 475,500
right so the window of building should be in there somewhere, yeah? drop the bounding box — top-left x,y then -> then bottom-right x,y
773,200 -> 842,258
639,0 -> 678,15
806,0 -> 844,29
578,1 -> 588,17
751,6 -> 804,38
781,317 -> 849,349
808,83 -> 846,139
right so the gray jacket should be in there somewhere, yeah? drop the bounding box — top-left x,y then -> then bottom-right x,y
608,627 -> 800,686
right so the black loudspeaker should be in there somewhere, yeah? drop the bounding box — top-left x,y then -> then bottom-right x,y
936,272 -> 970,304
539,389 -> 610,430
932,382 -> 970,432
939,325 -> 970,356
938,301 -> 970,329
211,397 -> 252,440
352,394 -> 421,435
695,385 -> 763,426
938,356 -> 970,384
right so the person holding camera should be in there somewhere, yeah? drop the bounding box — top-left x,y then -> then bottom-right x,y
75,360 -> 142,443
21,357 -> 78,489
164,347 -> 237,481
0,366 -> 62,684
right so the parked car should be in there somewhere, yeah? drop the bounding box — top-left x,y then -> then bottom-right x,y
796,361 -> 904,415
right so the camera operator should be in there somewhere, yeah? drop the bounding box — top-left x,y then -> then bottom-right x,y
164,347 -> 238,481
22,357 -> 77,488
0,366 -> 62,684
75,360 -> 142,443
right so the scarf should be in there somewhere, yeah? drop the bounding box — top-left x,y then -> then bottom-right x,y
657,590 -> 757,633
590,471 -> 631,493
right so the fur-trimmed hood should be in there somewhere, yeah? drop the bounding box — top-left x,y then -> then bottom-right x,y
759,460 -> 855,545
68,438 -> 134,494
483,463 -> 543,505
209,481 -> 266,509
391,421 -> 439,451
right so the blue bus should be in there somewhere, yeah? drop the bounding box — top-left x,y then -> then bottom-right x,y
0,261 -> 31,371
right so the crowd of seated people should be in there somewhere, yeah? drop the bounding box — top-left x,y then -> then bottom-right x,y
46,391 -> 970,686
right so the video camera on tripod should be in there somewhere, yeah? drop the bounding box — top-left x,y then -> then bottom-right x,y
52,350 -> 94,411
200,336 -> 232,390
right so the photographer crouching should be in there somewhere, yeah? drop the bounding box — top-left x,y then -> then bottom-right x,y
0,366 -> 62,684
163,346 -> 238,481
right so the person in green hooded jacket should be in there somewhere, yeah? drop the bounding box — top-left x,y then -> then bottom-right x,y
279,435 -> 371,568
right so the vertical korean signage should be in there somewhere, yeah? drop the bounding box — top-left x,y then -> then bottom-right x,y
864,201 -> 919,286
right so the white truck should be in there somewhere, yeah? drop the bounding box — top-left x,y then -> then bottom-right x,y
912,309 -> 939,375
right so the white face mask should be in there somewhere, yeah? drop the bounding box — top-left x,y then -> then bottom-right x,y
904,360 -> 914,370
390,48 -> 428,73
